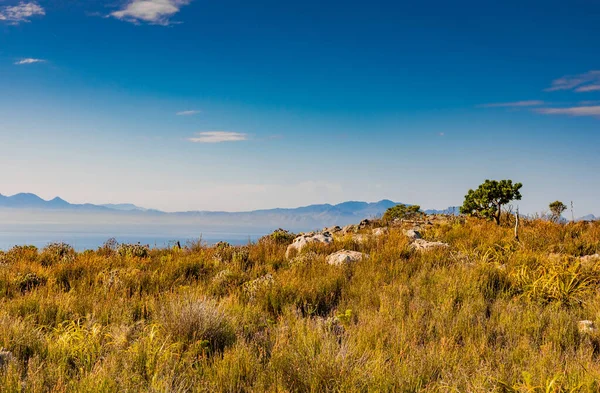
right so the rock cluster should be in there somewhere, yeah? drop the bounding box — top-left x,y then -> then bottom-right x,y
286,232 -> 334,259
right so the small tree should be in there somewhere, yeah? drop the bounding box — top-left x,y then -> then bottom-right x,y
460,179 -> 523,225
383,204 -> 423,221
548,201 -> 567,222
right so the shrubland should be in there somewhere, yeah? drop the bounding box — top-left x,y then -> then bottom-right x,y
0,217 -> 599,392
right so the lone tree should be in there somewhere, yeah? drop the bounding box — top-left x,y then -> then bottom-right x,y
549,200 -> 567,222
460,179 -> 523,225
383,204 -> 423,222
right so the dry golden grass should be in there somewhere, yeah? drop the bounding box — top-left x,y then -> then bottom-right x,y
0,218 -> 599,392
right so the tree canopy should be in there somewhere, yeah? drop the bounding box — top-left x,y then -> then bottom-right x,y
383,204 -> 423,222
460,179 -> 523,225
549,201 -> 567,222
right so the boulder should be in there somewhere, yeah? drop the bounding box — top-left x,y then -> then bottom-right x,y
403,229 -> 422,240
286,232 -> 334,259
326,250 -> 368,266
372,227 -> 388,237
324,226 -> 342,234
411,239 -> 449,251
358,219 -> 371,229
579,254 -> 600,263
341,224 -> 358,234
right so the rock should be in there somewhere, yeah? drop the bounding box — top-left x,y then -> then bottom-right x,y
410,239 -> 449,251
0,349 -> 13,369
326,250 -> 368,266
341,224 -> 357,234
358,219 -> 371,229
286,233 -> 334,259
579,254 -> 600,263
372,227 -> 388,236
578,320 -> 597,334
324,226 -> 342,234
403,229 -> 422,240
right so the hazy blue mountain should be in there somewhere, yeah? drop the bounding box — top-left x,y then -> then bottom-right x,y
99,203 -> 148,212
577,214 -> 598,222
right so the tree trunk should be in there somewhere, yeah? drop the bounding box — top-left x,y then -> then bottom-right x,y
494,204 -> 501,225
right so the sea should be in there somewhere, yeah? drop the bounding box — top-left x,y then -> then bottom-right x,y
0,230 -> 266,251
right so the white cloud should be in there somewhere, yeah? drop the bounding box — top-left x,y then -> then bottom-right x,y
534,106 -> 600,117
176,110 -> 200,116
546,70 -> 600,92
0,2 -> 45,24
111,0 -> 191,25
477,100 -> 545,108
576,84 -> 600,93
14,58 -> 46,65
188,131 -> 248,143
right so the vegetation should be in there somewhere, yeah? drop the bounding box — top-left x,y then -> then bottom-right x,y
460,179 -> 523,225
1,219 -> 600,392
382,204 -> 423,221
549,201 -> 568,222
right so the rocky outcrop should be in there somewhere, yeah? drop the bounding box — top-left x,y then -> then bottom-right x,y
403,229 -> 422,240
326,250 -> 368,266
411,238 -> 449,251
286,232 -> 334,259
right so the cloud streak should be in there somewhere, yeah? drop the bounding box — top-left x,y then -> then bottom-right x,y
176,110 -> 200,116
111,0 -> 191,25
546,70 -> 600,92
477,100 -> 545,108
14,58 -> 46,65
534,106 -> 600,117
0,2 -> 45,24
188,131 -> 248,143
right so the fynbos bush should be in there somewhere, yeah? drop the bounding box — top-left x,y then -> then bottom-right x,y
118,243 -> 150,258
40,242 -> 75,266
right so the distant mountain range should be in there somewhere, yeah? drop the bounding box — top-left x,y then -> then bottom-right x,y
0,193 -> 596,227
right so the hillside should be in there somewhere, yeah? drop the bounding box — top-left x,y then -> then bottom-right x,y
1,217 -> 600,391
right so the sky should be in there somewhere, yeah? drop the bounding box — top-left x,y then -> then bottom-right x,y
0,0 -> 599,214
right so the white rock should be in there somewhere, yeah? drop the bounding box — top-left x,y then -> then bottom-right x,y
410,239 -> 449,251
580,254 -> 600,263
578,320 -> 597,334
326,250 -> 368,266
372,227 -> 388,236
286,233 -> 334,259
403,229 -> 422,240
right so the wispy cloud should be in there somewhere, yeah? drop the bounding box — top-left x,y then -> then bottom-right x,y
188,131 -> 248,143
0,2 -> 45,24
111,0 -> 191,25
534,106 -> 600,117
545,70 -> 600,92
477,100 -> 545,108
176,110 -> 200,116
14,58 -> 46,65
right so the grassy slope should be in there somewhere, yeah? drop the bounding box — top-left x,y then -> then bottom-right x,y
1,218 -> 600,392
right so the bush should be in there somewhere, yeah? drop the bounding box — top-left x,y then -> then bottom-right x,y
40,242 -> 76,266
383,204 -> 423,222
118,243 -> 150,258
259,228 -> 296,245
160,297 -> 236,353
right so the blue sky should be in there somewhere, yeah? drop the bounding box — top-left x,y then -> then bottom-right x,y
0,0 -> 599,214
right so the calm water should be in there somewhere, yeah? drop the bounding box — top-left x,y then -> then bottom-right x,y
0,230 -> 265,251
